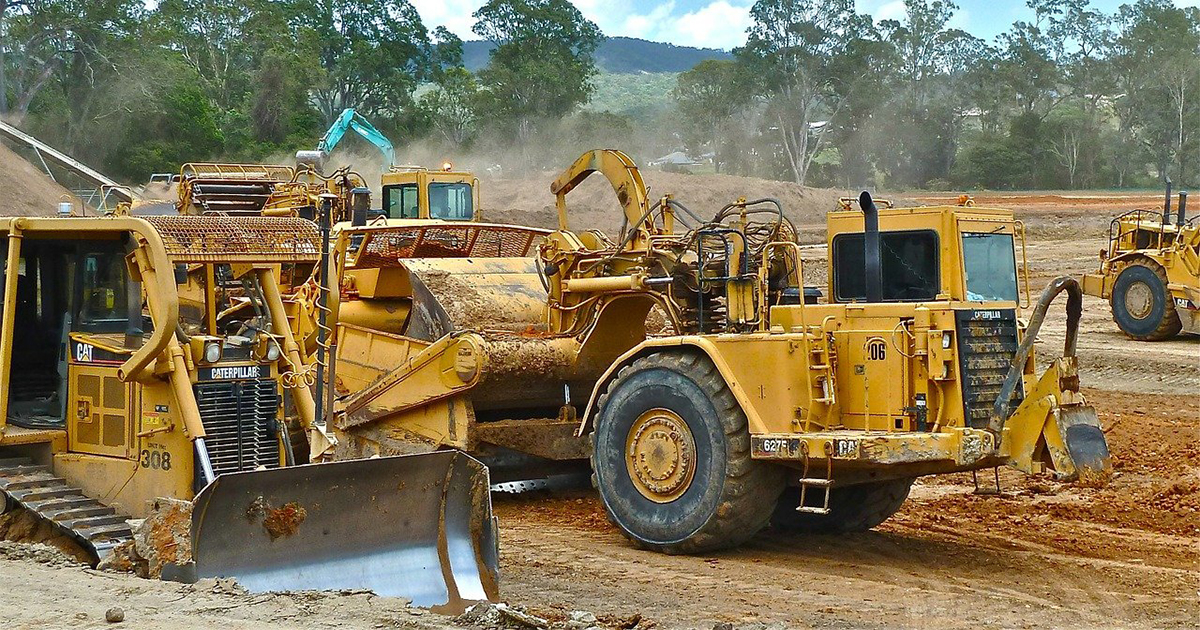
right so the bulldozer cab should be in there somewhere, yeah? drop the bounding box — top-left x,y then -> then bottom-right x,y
0,216 -> 328,516
2,232 -> 138,434
825,200 -> 1028,306
0,216 -> 499,607
381,166 -> 479,222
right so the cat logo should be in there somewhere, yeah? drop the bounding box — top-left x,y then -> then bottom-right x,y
866,337 -> 887,361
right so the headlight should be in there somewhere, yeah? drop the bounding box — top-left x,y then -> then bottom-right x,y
941,331 -> 953,349
266,343 -> 281,361
204,341 -> 222,363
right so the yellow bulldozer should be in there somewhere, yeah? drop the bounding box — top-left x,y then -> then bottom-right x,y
313,149 -> 1111,553
0,214 -> 498,608
165,160 -> 480,227
1082,188 -> 1199,340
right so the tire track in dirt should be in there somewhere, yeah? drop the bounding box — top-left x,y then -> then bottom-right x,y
496,492 -> 1197,629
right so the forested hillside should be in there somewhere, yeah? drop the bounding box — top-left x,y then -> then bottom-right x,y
462,37 -> 730,73
1,0 -> 1195,190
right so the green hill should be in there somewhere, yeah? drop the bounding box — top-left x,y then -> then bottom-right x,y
462,36 -> 730,74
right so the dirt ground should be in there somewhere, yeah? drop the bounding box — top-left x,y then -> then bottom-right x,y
0,187 -> 1196,628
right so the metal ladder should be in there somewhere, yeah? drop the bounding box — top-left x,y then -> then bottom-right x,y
0,457 -> 133,559
795,445 -> 834,515
801,328 -> 838,430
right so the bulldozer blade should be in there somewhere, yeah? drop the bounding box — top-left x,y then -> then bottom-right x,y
184,451 -> 498,611
1058,405 -> 1112,485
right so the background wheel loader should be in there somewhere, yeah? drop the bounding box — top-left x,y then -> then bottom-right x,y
0,214 -> 498,610
1082,186 -> 1199,340
313,149 -> 1111,554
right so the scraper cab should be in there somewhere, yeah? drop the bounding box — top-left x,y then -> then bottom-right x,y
0,215 -> 497,609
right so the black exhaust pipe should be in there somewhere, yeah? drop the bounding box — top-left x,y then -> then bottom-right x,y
1178,192 -> 1188,228
1163,179 -> 1173,225
860,190 -> 883,303
350,187 -> 371,227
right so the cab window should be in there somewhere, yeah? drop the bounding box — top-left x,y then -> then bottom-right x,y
384,184 -> 419,219
962,232 -> 1018,302
77,251 -> 131,333
833,230 -> 940,302
428,183 -> 473,220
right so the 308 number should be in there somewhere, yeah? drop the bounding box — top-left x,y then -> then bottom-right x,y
139,449 -> 171,471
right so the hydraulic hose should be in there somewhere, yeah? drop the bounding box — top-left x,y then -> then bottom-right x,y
988,275 -> 1082,439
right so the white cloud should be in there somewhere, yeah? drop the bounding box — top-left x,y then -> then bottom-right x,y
659,1 -> 753,50
619,2 -> 677,38
411,0 -> 754,50
874,0 -> 906,22
411,0 -> 481,38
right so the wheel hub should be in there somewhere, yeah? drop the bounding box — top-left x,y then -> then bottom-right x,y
1125,280 -> 1154,319
625,408 -> 696,503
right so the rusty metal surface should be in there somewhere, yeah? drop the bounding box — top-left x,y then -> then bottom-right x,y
145,216 -> 321,263
349,224 -> 550,268
1057,405 -> 1112,484
185,451 -> 498,611
180,163 -> 295,181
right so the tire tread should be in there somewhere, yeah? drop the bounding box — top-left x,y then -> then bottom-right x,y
592,350 -> 785,554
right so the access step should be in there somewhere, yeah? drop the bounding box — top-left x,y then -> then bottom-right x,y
0,458 -> 134,560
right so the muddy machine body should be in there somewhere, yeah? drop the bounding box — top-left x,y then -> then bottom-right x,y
0,215 -> 497,607
320,150 -> 1110,553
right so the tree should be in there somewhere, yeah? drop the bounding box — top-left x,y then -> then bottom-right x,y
300,0 -> 460,123
0,0 -> 141,123
875,0 -> 982,187
420,66 -> 479,148
673,60 -> 751,173
151,0 -> 262,111
108,82 -> 225,179
1110,0 -> 1200,184
1045,103 -> 1094,187
995,20 -> 1060,117
472,0 -> 603,154
739,0 -> 874,185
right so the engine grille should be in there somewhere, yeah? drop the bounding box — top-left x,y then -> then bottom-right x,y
955,309 -> 1024,429
194,378 -> 280,475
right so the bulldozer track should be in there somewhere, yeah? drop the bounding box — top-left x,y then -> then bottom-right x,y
0,457 -> 133,561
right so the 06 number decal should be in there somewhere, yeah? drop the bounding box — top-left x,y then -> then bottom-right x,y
866,338 -> 887,361
139,449 -> 172,471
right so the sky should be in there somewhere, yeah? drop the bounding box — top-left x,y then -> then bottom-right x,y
413,0 -> 1197,51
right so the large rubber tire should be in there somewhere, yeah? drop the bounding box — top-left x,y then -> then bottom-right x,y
591,351 -> 787,554
1110,261 -> 1181,341
770,478 -> 914,534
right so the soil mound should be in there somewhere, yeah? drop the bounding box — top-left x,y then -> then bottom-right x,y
0,138 -> 80,216
480,170 -> 845,243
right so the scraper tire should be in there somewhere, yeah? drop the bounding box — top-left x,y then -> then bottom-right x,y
1110,260 -> 1181,340
770,478 -> 913,534
591,350 -> 786,554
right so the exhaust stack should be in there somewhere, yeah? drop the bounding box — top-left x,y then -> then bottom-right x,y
860,191 -> 883,303
1163,179 -> 1173,225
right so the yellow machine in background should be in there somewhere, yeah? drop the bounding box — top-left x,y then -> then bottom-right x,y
379,164 -> 480,222
316,149 -> 1110,554
164,161 -> 481,227
0,215 -> 497,608
1082,189 -> 1199,339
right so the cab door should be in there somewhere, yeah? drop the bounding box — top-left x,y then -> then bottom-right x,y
66,250 -> 136,458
